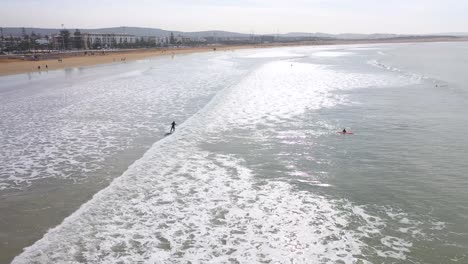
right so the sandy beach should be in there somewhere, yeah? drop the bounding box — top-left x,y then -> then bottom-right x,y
3,40 -> 468,264
0,46 -> 255,76
1,38 -> 467,76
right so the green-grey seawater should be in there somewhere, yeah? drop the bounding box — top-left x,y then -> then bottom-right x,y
1,42 -> 467,263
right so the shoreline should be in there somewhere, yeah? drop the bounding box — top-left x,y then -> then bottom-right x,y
1,38 -> 467,76
0,45 -> 253,77
2,35 -> 468,264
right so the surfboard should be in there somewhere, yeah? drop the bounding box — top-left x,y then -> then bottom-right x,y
337,132 -> 353,135
164,132 -> 172,136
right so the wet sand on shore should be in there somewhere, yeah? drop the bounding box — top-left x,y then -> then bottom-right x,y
1,38 -> 467,77
0,46 -> 254,76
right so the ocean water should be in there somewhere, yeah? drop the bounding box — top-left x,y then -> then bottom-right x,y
1,42 -> 468,263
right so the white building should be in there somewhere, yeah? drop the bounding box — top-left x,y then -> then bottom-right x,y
138,36 -> 168,46
82,33 -> 136,49
35,39 -> 50,45
154,37 -> 168,46
175,35 -> 192,44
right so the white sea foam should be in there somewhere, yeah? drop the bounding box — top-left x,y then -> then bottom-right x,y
312,51 -> 355,57
348,47 -> 381,51
243,50 -> 303,58
0,54 -> 242,190
13,116 -> 369,263
367,59 -> 428,83
11,144 -> 371,263
206,61 -> 413,133
12,48 -> 437,263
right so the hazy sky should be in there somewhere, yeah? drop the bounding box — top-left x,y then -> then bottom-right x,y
1,0 -> 467,34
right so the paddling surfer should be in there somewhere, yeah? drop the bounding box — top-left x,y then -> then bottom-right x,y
342,128 -> 347,133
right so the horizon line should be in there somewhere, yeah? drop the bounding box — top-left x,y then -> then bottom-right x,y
1,25 -> 467,37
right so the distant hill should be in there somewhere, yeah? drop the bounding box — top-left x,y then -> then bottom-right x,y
88,27 -> 175,37
1,27 -> 464,39
0,27 -> 174,37
1,27 -> 60,37
432,32 -> 468,37
336,33 -> 401,39
282,32 -> 334,38
182,30 -> 249,38
282,32 -> 402,39
0,27 -> 250,38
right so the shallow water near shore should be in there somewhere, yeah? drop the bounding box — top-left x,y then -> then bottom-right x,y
1,42 -> 468,263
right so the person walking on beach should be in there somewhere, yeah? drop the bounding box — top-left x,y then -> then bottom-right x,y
170,121 -> 176,134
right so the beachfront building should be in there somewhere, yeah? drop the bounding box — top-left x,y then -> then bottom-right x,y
141,36 -> 168,46
81,33 -> 136,49
52,34 -> 68,49
174,35 -> 193,44
146,36 -> 169,46
193,37 -> 207,43
35,39 -> 50,45
260,35 -> 275,43
249,35 -> 276,43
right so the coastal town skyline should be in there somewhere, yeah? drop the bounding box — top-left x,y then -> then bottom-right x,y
1,0 -> 467,35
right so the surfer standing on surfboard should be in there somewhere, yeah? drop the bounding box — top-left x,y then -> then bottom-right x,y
170,121 -> 176,134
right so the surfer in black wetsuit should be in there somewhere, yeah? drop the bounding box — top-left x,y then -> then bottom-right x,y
170,121 -> 176,133
342,128 -> 347,133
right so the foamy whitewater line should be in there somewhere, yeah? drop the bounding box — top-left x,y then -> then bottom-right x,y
312,51 -> 355,57
14,60 -> 432,263
242,50 -> 304,58
11,134 -> 373,263
367,59 -> 431,84
206,61 -> 415,133
0,54 -> 241,190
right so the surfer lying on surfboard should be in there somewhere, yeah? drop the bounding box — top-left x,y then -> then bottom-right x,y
338,128 -> 353,134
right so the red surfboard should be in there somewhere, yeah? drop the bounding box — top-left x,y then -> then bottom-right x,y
337,132 -> 353,135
